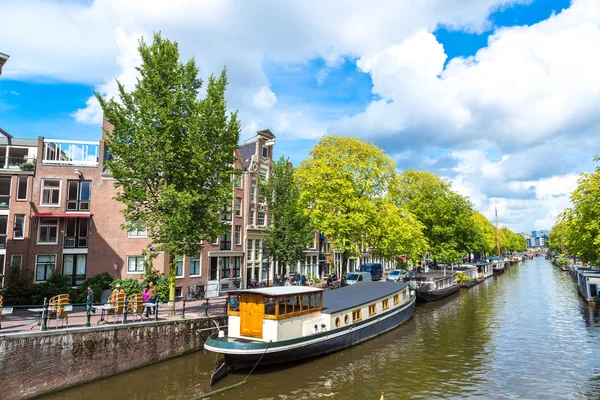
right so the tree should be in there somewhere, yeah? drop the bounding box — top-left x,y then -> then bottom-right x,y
392,170 -> 481,264
97,33 -> 240,309
560,157 -> 600,264
548,218 -> 565,255
260,157 -> 314,278
472,211 -> 497,257
296,136 -> 403,273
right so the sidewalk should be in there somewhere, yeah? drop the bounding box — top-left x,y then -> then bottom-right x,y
0,296 -> 228,333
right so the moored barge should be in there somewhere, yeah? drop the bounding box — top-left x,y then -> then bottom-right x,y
204,282 -> 416,371
404,270 -> 460,301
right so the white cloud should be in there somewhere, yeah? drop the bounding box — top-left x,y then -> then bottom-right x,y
316,68 -> 329,85
252,86 -> 277,112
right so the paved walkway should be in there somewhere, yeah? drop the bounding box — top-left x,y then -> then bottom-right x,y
0,297 -> 228,333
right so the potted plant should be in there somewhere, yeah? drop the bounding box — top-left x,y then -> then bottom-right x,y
20,161 -> 35,171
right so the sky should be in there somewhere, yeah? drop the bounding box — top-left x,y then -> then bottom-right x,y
0,0 -> 596,233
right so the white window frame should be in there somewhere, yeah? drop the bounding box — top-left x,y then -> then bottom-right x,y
10,254 -> 23,270
262,146 -> 268,159
128,227 -> 147,238
35,254 -> 56,283
235,197 -> 242,217
37,217 -> 59,245
13,214 -> 25,240
189,255 -> 201,277
259,164 -> 268,178
40,179 -> 62,207
175,256 -> 184,279
235,225 -> 241,245
126,256 -> 145,274
16,176 -> 28,201
257,212 -> 266,226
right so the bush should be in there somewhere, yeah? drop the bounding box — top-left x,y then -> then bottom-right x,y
31,274 -> 74,305
455,272 -> 470,282
111,278 -> 142,296
1,264 -> 33,305
154,275 -> 170,303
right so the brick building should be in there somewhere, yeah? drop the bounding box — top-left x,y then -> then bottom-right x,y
0,121 -> 277,298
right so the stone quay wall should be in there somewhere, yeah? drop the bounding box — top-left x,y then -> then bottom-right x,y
0,316 -> 227,400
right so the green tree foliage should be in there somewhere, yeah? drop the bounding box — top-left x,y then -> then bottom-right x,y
559,158 -> 600,264
260,157 -> 314,276
296,136 -> 425,270
96,33 -> 240,307
472,211 -> 497,256
1,264 -> 32,305
392,170 -> 481,263
500,227 -> 527,252
547,219 -> 565,255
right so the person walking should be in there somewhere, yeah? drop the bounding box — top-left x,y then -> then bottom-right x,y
147,282 -> 157,317
86,286 -> 95,315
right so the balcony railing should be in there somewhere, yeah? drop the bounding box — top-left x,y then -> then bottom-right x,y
0,195 -> 9,209
42,140 -> 99,167
0,157 -> 36,170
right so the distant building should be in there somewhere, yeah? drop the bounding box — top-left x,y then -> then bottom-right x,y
0,52 -> 9,76
531,230 -> 549,248
519,232 -> 533,249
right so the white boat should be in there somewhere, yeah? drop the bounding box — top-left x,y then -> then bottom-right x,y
576,269 -> 600,303
204,282 -> 416,372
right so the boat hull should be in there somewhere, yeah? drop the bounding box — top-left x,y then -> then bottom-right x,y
205,295 -> 416,370
416,283 -> 460,302
493,266 -> 506,276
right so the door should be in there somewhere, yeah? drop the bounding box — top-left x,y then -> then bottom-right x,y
590,284 -> 598,298
240,294 -> 264,338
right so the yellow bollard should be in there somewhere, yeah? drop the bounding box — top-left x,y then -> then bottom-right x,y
380,392 -> 384,400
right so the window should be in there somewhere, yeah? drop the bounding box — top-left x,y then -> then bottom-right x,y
259,164 -> 268,178
220,232 -> 232,250
250,210 -> 255,225
67,180 -> 91,211
17,176 -> 27,201
235,174 -> 242,188
64,218 -> 88,248
255,239 -> 261,259
382,299 -> 389,310
0,177 -> 10,209
590,284 -> 598,298
233,256 -> 241,278
235,197 -> 242,217
257,212 -> 265,226
175,287 -> 182,298
402,289 -> 407,301
63,254 -> 87,286
189,256 -> 201,276
128,226 -> 147,237
127,256 -> 145,273
262,146 -> 268,158
13,214 -> 24,240
35,255 -> 56,282
335,316 -> 341,327
352,309 -> 362,322
235,225 -> 241,245
10,254 -> 22,270
41,179 -> 61,206
251,180 -> 256,203
393,294 -> 400,305
247,239 -> 253,260
369,304 -> 377,316
211,237 -> 218,245
222,257 -> 230,279
175,256 -> 184,278
221,205 -> 232,222
344,314 -> 350,324
0,216 -> 6,249
37,217 -> 58,244
210,257 -> 218,280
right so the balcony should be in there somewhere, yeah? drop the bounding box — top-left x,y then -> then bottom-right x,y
42,140 -> 99,167
0,234 -> 5,248
0,195 -> 9,209
0,156 -> 36,171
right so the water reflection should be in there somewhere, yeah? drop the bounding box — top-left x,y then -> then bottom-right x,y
43,259 -> 600,400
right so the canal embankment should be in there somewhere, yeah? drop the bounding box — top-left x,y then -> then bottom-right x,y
0,315 -> 226,400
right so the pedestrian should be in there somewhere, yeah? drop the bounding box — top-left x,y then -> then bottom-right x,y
86,286 -> 95,315
147,281 -> 157,317
111,283 -> 125,304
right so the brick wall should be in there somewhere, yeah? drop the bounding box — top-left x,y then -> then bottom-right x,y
0,316 -> 227,400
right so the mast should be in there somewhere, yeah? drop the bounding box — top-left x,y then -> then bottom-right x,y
495,207 -> 501,257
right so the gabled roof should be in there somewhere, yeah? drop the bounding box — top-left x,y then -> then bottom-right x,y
239,142 -> 256,171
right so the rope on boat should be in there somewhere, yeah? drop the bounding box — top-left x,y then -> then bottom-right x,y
194,340 -> 273,399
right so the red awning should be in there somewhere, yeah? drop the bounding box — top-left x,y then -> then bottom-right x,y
34,213 -> 91,218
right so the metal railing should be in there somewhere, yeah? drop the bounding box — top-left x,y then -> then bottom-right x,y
0,156 -> 36,169
0,195 -> 9,209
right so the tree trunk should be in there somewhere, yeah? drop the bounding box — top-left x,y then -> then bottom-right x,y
169,256 -> 176,315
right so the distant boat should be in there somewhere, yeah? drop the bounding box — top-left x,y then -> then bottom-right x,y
404,270 -> 460,301
576,269 -> 600,303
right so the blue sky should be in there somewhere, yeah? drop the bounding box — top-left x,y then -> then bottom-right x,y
0,0 -> 595,232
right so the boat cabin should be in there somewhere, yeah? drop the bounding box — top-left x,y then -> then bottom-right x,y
227,287 -> 324,342
577,270 -> 600,303
406,270 -> 457,291
473,262 -> 494,279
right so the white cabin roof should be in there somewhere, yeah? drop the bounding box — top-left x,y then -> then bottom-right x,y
229,286 -> 324,296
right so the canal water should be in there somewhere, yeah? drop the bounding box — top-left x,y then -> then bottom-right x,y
43,258 -> 600,399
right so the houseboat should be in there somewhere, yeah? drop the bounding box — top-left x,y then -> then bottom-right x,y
204,282 -> 416,373
576,270 -> 600,303
488,257 -> 506,275
473,261 -> 494,280
437,265 -> 480,288
404,270 -> 459,301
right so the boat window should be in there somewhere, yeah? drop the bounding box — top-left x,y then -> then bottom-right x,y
382,299 -> 389,310
294,296 -> 301,313
309,294 -> 315,308
393,294 -> 400,305
302,295 -> 310,311
402,290 -> 407,301
344,314 -> 350,324
229,295 -> 240,312
335,316 -> 341,327
287,297 -> 295,314
315,293 -> 321,308
264,296 -> 276,315
278,297 -> 287,316
352,309 -> 362,322
368,304 -> 377,316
